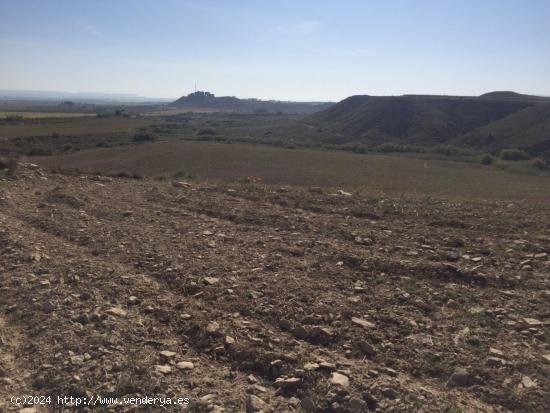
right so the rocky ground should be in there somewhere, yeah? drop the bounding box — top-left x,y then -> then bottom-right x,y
0,163 -> 548,412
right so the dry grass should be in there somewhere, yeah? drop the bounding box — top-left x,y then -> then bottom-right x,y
0,117 -> 158,139
34,140 -> 550,200
0,111 -> 97,119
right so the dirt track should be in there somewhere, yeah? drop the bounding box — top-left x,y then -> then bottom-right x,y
0,165 -> 549,412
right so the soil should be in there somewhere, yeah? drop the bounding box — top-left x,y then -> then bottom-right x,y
0,164 -> 548,412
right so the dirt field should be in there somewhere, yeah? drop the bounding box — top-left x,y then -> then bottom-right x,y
0,163 -> 548,412
34,140 -> 550,200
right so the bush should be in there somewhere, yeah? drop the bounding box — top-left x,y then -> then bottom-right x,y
198,128 -> 216,136
530,157 -> 546,170
354,144 -> 368,154
5,115 -> 24,123
500,149 -> 530,161
480,153 -> 495,165
110,171 -> 143,179
374,143 -> 403,153
27,148 -> 52,156
133,132 -> 156,143
0,155 -> 19,177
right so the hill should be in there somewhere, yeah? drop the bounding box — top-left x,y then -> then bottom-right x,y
171,91 -> 332,114
307,92 -> 550,155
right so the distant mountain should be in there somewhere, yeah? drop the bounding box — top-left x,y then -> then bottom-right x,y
478,91 -> 550,101
306,92 -> 550,155
0,89 -> 173,103
171,91 -> 332,113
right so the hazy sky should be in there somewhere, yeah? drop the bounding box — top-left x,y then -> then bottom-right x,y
1,0 -> 550,101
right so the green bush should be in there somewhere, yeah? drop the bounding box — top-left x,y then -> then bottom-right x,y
500,148 -> 530,161
480,153 -> 495,165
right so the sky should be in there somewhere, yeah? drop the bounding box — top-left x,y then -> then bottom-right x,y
1,0 -> 550,101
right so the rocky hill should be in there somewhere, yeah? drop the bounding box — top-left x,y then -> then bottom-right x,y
307,93 -> 550,155
171,91 -> 332,114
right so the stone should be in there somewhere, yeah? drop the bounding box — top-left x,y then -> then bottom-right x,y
303,362 -> 320,371
319,361 -> 336,370
246,395 -> 269,412
204,277 -> 220,285
351,317 -> 375,328
447,369 -> 474,387
521,375 -> 537,388
70,355 -> 85,365
486,357 -> 507,367
200,394 -> 215,402
172,181 -> 191,188
523,318 -> 543,326
176,361 -> 194,370
308,326 -> 333,341
252,384 -> 268,393
206,321 -> 220,335
301,397 -> 316,411
225,335 -> 235,345
274,377 -> 301,388
330,372 -> 349,387
160,350 -> 177,359
278,319 -> 292,331
381,387 -> 398,399
106,307 -> 127,317
155,365 -> 172,375
348,398 -> 367,412
379,366 -> 398,377
292,325 -> 309,339
288,397 -> 300,406
489,347 -> 505,357
128,296 -> 140,305
358,341 -> 376,356
542,354 -> 550,364
446,252 -> 459,262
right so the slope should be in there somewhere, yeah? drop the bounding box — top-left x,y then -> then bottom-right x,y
308,95 -> 534,146
457,103 -> 550,154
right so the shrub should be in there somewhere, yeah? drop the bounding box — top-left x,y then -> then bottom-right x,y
110,171 -> 142,179
354,144 -> 368,154
0,155 -> 19,177
27,148 -> 52,156
530,157 -> 546,170
480,153 -> 495,165
500,148 -> 530,161
374,143 -> 403,153
5,115 -> 24,123
133,132 -> 156,143
198,128 -> 216,136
